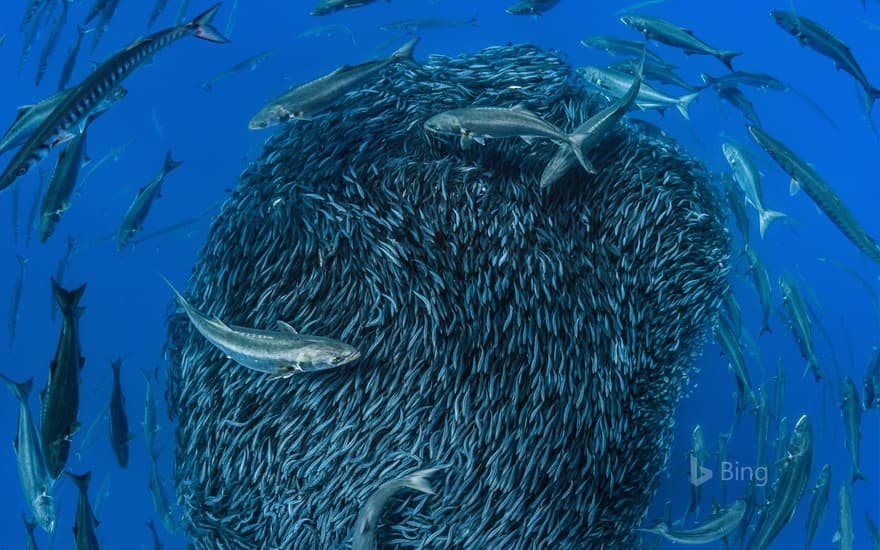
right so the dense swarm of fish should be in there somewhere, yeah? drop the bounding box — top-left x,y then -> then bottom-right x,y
1,0 -> 879,548
166,43 -> 730,548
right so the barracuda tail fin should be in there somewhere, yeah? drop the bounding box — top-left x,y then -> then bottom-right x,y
187,3 -> 230,44
65,470 -> 92,493
51,278 -> 86,318
853,468 -> 866,483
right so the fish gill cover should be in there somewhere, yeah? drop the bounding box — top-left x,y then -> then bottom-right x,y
166,43 -> 730,547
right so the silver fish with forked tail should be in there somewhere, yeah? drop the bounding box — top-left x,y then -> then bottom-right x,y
162,276 -> 361,378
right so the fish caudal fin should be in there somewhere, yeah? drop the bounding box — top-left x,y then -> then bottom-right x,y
567,133 -> 596,174
675,91 -> 700,120
853,468 -> 866,483
391,37 -> 421,68
65,470 -> 92,493
718,50 -> 741,71
0,373 -> 32,402
51,278 -> 86,317
187,3 -> 230,44
403,468 -> 439,495
758,209 -> 786,239
865,87 -> 880,115
163,151 -> 184,174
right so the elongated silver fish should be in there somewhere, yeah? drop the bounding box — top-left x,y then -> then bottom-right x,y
683,424 -> 708,522
804,463 -> 831,550
749,125 -> 880,264
425,105 -> 593,174
638,499 -> 746,545
0,3 -> 228,193
621,14 -> 741,69
771,11 -> 880,113
610,58 -> 697,91
310,0 -> 380,16
108,359 -> 131,468
578,65 -> 700,119
0,86 -> 125,159
833,482 -> 854,550
701,71 -> 788,91
117,151 -> 183,249
717,85 -> 761,125
745,414 -> 813,550
149,450 -> 176,534
722,142 -> 785,238
380,16 -> 478,32
296,24 -> 356,44
720,172 -> 750,251
41,280 -> 86,480
9,255 -> 27,349
36,0 -> 73,87
755,384 -> 771,472
199,50 -> 274,92
745,249 -> 772,335
778,275 -> 821,381
352,468 -> 438,550
249,38 -> 419,129
580,36 -> 667,64
58,26 -> 92,92
506,0 -> 562,15
714,313 -> 755,429
541,55 -> 642,188
841,377 -> 865,483
0,374 -> 56,533
163,277 -> 361,377
142,369 -> 159,452
66,471 -> 99,550
148,0 -> 170,27
39,120 -> 92,243
146,519 -> 163,550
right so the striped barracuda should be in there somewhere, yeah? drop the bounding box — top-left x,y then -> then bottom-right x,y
0,3 -> 228,193
748,125 -> 880,265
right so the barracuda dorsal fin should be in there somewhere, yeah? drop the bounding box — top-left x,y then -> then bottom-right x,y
277,321 -> 298,334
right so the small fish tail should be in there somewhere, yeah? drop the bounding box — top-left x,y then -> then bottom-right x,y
864,86 -> 880,115
403,468 -> 439,495
759,319 -> 772,336
0,372 -> 33,402
51,278 -> 86,317
469,15 -> 479,27
718,50 -> 741,71
22,512 -> 37,532
853,468 -> 866,483
163,151 -> 184,174
198,81 -> 212,93
675,91 -> 700,120
65,470 -> 92,492
758,209 -> 786,239
391,37 -> 421,68
187,3 -> 230,44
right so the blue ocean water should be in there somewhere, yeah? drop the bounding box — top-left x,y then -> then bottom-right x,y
0,0 -> 877,548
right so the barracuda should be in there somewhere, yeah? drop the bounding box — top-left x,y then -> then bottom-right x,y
0,3 -> 228,193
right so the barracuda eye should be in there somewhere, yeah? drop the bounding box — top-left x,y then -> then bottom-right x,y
16,166 -> 27,176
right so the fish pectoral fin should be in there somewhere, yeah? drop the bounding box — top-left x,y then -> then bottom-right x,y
459,132 -> 474,149
472,135 -> 486,146
788,177 -> 800,196
267,364 -> 302,380
276,320 -> 298,334
520,135 -> 535,144
51,130 -> 77,147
